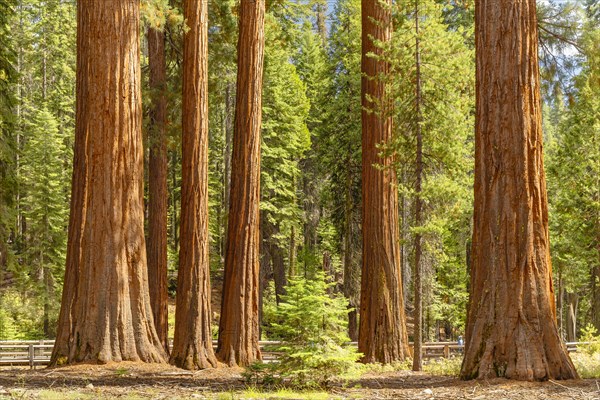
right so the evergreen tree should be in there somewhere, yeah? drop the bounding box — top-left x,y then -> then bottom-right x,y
389,0 -> 474,365
319,0 -> 362,341
0,0 -> 16,288
20,106 -> 68,337
269,272 -> 360,387
547,23 -> 600,339
260,15 -> 310,301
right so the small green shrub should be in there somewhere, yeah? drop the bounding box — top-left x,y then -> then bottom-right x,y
242,362 -> 281,386
579,324 -> 600,356
258,272 -> 361,388
571,352 -> 600,378
423,357 -> 462,376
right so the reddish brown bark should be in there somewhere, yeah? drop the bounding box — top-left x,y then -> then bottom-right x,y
460,0 -> 578,381
147,26 -> 169,355
359,0 -> 410,364
50,0 -> 166,365
217,0 -> 265,367
170,0 -> 217,370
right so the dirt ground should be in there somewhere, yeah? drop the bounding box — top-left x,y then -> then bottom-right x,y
0,363 -> 598,399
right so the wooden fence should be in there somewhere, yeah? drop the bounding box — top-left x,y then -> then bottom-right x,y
0,340 -> 584,369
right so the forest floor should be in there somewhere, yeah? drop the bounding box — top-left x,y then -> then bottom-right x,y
0,363 -> 598,399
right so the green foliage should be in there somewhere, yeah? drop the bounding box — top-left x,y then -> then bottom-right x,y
265,273 -> 361,388
422,357 -> 462,376
546,20 -> 600,336
0,289 -> 45,339
388,0 -> 474,340
141,0 -> 183,30
0,0 -> 17,285
316,0 -> 362,291
1,0 -> 76,338
18,106 -> 68,335
579,324 -> 600,356
260,14 -> 311,275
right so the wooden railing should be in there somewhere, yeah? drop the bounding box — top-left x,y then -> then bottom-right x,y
0,340 -> 585,369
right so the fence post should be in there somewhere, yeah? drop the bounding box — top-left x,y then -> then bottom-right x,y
28,344 -> 34,369
443,344 -> 450,358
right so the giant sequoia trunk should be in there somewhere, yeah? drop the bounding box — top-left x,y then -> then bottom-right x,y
170,0 -> 217,370
460,0 -> 578,381
147,26 -> 169,355
50,0 -> 166,365
217,0 -> 265,367
359,0 -> 410,364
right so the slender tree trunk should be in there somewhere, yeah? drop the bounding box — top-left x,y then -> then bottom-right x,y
217,0 -> 265,367
263,217 -> 287,304
315,0 -> 327,45
146,26 -> 169,355
50,0 -> 166,365
566,292 -> 578,343
557,264 -> 564,339
593,264 -> 600,332
170,151 -> 180,252
412,0 -> 424,372
222,82 -> 234,262
359,0 -> 410,363
343,159 -> 359,341
170,0 -> 217,370
400,190 -> 411,308
289,227 -> 296,277
460,0 -> 577,381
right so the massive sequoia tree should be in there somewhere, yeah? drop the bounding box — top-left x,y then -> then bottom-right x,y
147,26 -> 169,355
460,0 -> 578,381
50,0 -> 166,365
170,0 -> 217,370
217,0 -> 265,367
359,0 -> 411,363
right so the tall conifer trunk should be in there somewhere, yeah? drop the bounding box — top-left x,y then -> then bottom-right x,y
147,26 -> 169,355
50,0 -> 166,365
359,0 -> 410,363
412,0 -> 424,372
217,0 -> 265,367
170,0 -> 217,370
460,0 -> 578,381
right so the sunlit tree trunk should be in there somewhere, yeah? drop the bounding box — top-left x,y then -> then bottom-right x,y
359,0 -> 411,364
146,26 -> 169,355
170,0 -> 217,370
50,0 -> 166,365
217,0 -> 265,367
412,0 -> 424,372
460,0 -> 578,381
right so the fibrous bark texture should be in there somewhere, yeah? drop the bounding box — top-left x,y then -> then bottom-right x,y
217,0 -> 265,367
359,0 -> 411,364
147,26 -> 169,355
50,0 -> 167,365
460,0 -> 578,381
170,0 -> 217,370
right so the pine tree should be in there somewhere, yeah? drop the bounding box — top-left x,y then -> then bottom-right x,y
0,0 -> 16,286
320,0 -> 362,341
389,0 -> 474,368
20,106 -> 68,337
260,15 -> 311,302
546,23 -> 600,338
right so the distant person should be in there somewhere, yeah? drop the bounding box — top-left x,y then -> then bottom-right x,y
458,335 -> 464,353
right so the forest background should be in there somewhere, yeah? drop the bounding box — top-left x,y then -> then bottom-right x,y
0,0 -> 598,348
